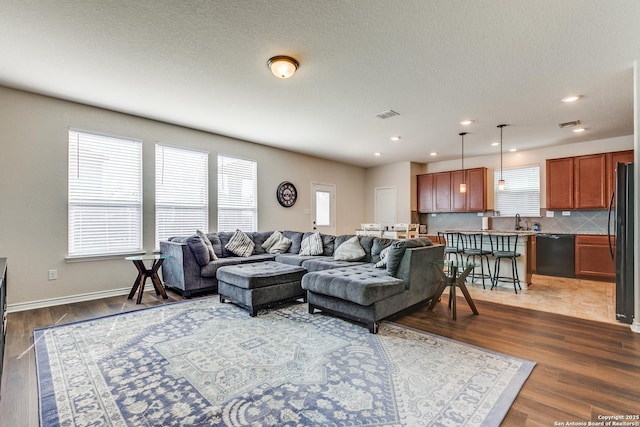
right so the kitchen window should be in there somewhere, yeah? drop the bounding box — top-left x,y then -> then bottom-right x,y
68,129 -> 142,258
493,164 -> 540,217
155,144 -> 209,248
217,155 -> 257,231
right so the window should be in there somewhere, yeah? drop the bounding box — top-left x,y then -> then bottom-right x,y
155,145 -> 208,248
493,164 -> 540,217
217,155 -> 257,231
68,129 -> 142,257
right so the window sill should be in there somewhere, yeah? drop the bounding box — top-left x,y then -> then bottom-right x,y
65,251 -> 146,263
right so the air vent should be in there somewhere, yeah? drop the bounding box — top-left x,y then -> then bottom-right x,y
375,110 -> 400,119
559,120 -> 581,128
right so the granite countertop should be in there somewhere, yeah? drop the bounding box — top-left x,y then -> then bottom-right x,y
445,229 -> 536,235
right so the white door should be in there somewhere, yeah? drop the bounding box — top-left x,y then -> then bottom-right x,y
311,182 -> 336,235
375,186 -> 397,228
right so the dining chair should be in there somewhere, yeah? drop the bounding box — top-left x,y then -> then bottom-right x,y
361,223 -> 383,238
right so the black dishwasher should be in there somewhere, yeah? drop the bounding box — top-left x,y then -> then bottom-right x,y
535,233 -> 576,278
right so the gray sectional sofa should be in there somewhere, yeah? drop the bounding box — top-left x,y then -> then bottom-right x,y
160,230 -> 444,332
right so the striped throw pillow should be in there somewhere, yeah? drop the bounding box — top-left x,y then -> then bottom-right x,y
225,229 -> 255,257
375,245 -> 391,268
299,232 -> 323,256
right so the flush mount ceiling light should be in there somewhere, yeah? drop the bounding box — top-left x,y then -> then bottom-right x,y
459,119 -> 474,126
497,124 -> 507,191
267,55 -> 299,79
374,152 -> 382,157
459,132 -> 467,193
572,127 -> 587,133
430,152 -> 438,156
390,136 -> 402,141
561,95 -> 582,103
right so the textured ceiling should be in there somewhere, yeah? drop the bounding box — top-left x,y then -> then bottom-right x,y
1,0 -> 639,167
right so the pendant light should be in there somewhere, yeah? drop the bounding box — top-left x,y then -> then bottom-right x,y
497,124 -> 507,191
459,132 -> 467,193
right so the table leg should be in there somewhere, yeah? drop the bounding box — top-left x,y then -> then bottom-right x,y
150,259 -> 168,299
456,267 -> 479,315
428,266 -> 448,311
127,270 -> 143,300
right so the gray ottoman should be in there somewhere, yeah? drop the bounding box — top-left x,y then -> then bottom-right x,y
216,261 -> 307,316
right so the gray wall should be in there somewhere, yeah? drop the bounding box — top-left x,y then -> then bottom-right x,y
0,87 -> 366,307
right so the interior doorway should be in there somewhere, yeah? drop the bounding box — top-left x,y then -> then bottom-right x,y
375,186 -> 396,229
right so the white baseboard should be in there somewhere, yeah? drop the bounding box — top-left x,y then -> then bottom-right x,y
7,284 -> 157,313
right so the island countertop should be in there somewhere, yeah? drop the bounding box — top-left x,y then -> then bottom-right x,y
445,229 -> 535,236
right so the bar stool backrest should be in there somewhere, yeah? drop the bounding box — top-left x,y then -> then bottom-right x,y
492,233 -> 520,255
460,232 -> 493,254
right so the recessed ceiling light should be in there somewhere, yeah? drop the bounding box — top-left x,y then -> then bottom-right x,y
390,136 -> 401,141
491,142 -> 500,146
430,152 -> 437,156
459,120 -> 474,126
561,95 -> 581,103
509,148 -> 517,152
572,127 -> 587,133
374,152 -> 382,156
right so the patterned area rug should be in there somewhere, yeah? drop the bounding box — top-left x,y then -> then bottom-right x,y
35,298 -> 534,426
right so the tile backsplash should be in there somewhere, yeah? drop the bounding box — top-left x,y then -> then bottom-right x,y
420,209 -> 612,235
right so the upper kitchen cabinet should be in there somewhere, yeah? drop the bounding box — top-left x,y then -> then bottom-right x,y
546,157 -> 574,209
574,153 -> 607,209
607,150 -> 634,202
547,150 -> 632,210
417,167 -> 486,213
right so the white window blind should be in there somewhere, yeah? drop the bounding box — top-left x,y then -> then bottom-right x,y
155,145 -> 209,247
217,155 -> 257,231
493,164 -> 541,217
68,129 -> 142,257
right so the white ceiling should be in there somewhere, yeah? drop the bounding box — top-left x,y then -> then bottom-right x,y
1,1 -> 639,167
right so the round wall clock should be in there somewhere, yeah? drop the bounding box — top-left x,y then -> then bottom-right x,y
276,181 -> 297,207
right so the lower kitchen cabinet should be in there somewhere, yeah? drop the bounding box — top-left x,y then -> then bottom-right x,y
575,235 -> 615,281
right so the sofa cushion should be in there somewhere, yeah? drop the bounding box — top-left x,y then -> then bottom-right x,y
301,265 -> 405,306
196,230 -> 218,260
185,235 -> 211,266
300,232 -> 324,256
200,254 -> 276,277
301,258 -> 368,272
248,231 -> 273,255
262,231 -> 292,254
225,229 -> 255,257
371,238 -> 395,264
387,238 -> 433,277
333,236 -> 365,261
274,253 -> 325,266
282,231 -> 304,254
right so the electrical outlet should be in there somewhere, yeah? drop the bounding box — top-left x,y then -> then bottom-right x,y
562,211 -> 571,216
546,211 -> 554,217
48,269 -> 58,280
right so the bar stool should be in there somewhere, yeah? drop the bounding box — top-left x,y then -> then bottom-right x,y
490,233 -> 522,293
459,232 -> 493,288
438,231 -> 464,264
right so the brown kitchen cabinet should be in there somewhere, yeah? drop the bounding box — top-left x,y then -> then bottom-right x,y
547,150 -> 633,210
546,157 -> 574,209
575,234 -> 615,281
574,153 -> 607,209
607,150 -> 634,204
417,167 -> 486,213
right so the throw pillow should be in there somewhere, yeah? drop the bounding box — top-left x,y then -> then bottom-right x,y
375,245 -> 391,268
262,231 -> 292,254
225,229 -> 255,257
333,236 -> 366,261
299,232 -> 323,256
196,229 -> 218,260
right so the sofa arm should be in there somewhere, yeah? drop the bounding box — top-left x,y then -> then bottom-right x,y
401,244 -> 445,299
160,240 -> 193,292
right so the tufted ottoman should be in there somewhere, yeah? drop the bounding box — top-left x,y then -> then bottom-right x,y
302,265 -> 406,333
216,261 -> 307,316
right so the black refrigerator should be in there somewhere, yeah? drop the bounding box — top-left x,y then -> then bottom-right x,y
609,162 -> 634,324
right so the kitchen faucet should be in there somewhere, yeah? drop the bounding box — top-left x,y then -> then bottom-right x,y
515,213 -> 522,230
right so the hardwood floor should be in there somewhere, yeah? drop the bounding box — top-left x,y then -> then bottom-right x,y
1,290 -> 639,427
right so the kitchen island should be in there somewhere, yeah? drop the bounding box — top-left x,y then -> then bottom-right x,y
444,229 -> 535,287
